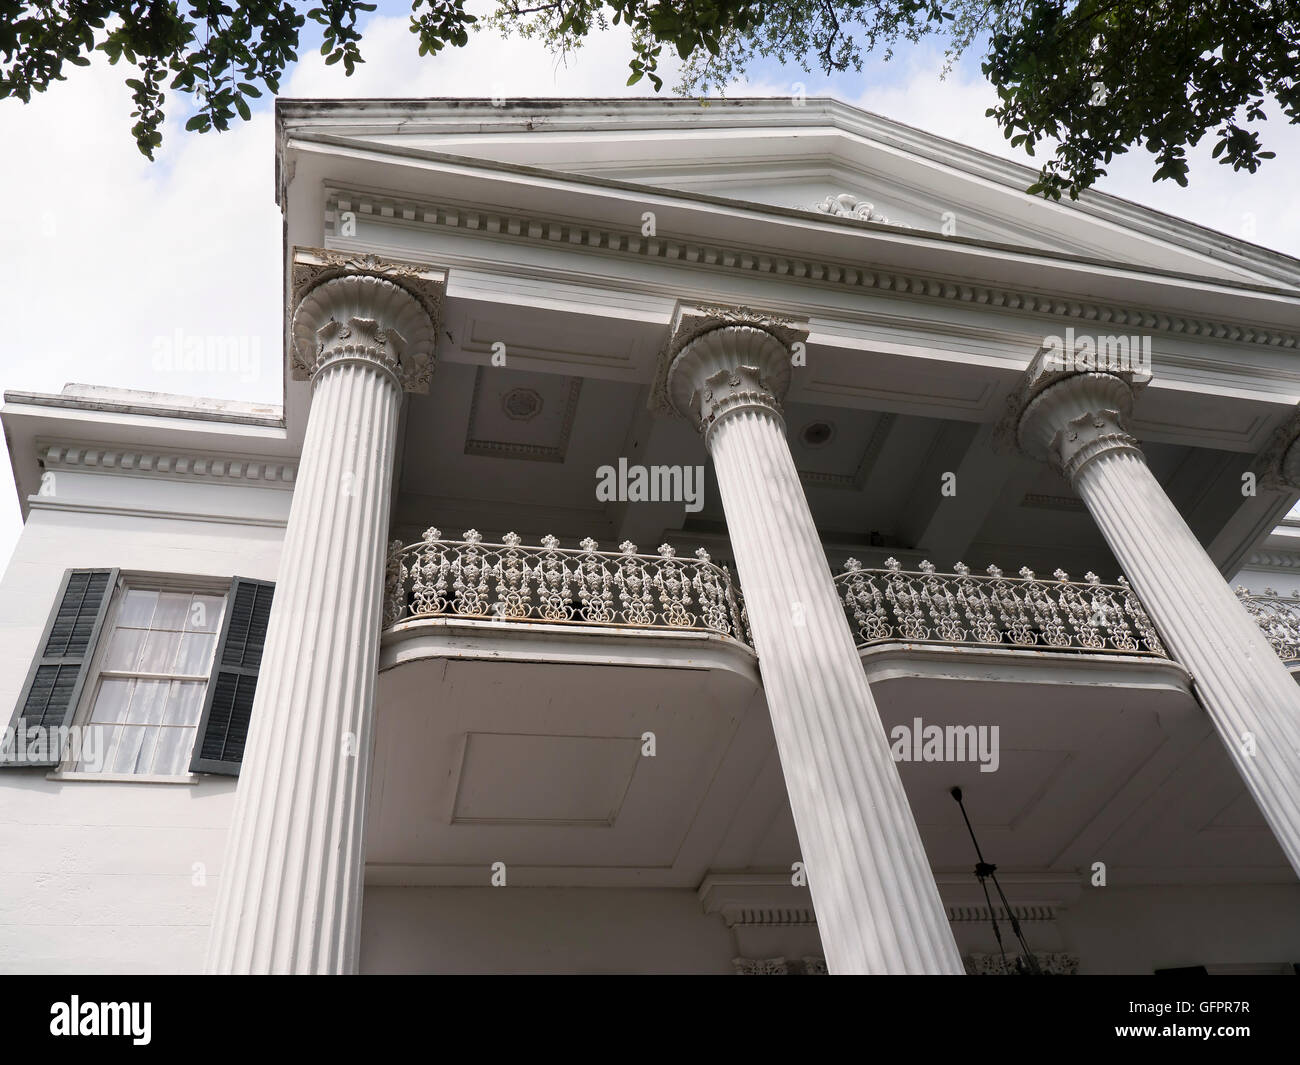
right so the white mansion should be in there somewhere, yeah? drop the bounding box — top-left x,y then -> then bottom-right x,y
2,98 -> 1299,975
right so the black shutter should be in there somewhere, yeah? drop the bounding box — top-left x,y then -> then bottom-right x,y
190,577 -> 274,775
3,569 -> 118,769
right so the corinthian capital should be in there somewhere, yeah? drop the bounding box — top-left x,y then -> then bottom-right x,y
1003,349 -> 1149,481
652,303 -> 809,439
1252,405 -> 1300,491
289,247 -> 446,392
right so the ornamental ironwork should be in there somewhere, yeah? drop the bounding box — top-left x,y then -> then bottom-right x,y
1234,586 -> 1300,661
383,536 -> 1300,671
384,530 -> 750,645
834,558 -> 1167,657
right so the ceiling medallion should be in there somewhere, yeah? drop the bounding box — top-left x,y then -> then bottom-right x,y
800,420 -> 836,449
501,387 -> 544,421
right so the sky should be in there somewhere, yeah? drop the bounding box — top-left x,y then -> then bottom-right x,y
2,2 -> 1299,572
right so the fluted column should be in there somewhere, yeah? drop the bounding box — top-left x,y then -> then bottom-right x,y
664,311 -> 963,974
1016,367 -> 1300,877
207,266 -> 441,972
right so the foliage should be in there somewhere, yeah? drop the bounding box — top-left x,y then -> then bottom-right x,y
1,1 -> 1296,198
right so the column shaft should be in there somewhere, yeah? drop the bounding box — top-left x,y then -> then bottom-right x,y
1075,446 -> 1300,874
208,358 -> 401,972
709,406 -> 964,973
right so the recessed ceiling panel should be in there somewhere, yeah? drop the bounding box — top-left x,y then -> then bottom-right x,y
464,367 -> 582,462
453,732 -> 641,826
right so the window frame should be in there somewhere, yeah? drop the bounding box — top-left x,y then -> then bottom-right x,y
48,571 -> 233,784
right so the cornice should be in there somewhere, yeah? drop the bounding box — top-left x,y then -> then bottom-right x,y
697,875 -> 1069,928
1244,550 -> 1300,571
1021,492 -> 1087,512
321,187 -> 1300,352
947,903 -> 1059,922
715,905 -> 818,927
3,389 -> 283,428
698,874 -> 816,928
38,441 -> 297,487
283,99 -> 1300,286
28,498 -> 289,529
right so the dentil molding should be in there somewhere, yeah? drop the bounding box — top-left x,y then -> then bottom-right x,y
1245,550 -> 1300,570
38,442 -> 296,486
698,874 -> 817,928
326,188 -> 1300,352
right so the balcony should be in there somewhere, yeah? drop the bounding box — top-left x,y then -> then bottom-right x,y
383,528 -> 749,644
1235,587 -> 1300,666
368,532 -> 1292,889
370,531 -> 763,887
380,532 -> 1179,669
835,558 -> 1167,658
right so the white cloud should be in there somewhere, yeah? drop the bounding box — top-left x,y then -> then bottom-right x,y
0,13 -> 1297,570
831,56 -> 1300,253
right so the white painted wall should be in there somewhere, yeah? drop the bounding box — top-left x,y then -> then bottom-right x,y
359,883 -> 1300,975
0,476 -> 286,973
359,886 -> 743,973
1061,884 -> 1300,974
0,772 -> 236,972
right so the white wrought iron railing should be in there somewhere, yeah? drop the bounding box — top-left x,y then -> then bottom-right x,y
1234,587 -> 1300,661
384,529 -> 751,645
834,558 -> 1168,658
383,532 -> 1300,670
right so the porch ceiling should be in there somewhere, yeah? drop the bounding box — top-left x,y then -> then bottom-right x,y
390,289 -> 1263,580
365,625 -> 1293,890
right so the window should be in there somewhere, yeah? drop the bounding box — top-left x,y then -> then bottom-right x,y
4,569 -> 272,779
67,581 -> 228,777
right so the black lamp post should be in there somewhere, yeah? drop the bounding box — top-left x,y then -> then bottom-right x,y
951,786 -> 1041,975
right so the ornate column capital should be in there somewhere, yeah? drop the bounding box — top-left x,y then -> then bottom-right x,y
1252,405 -> 1300,491
653,303 -> 809,441
289,247 -> 446,393
999,349 -> 1149,481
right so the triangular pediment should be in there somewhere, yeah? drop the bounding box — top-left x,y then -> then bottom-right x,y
585,167 -> 1079,254
281,97 -> 1300,291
